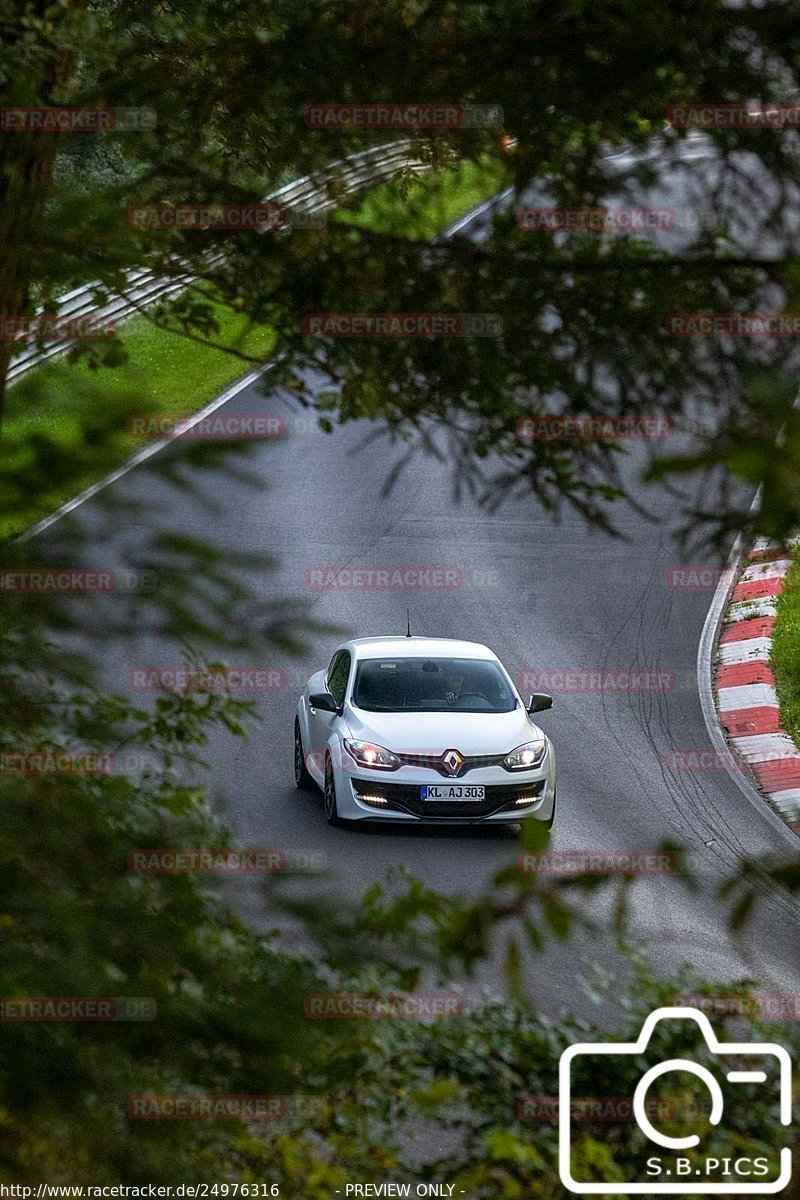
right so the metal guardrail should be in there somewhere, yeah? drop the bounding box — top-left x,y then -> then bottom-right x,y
8,141 -> 427,385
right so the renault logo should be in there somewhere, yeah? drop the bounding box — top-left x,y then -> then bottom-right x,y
442,749 -> 463,776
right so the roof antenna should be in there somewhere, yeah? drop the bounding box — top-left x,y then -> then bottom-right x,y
406,606 -> 412,637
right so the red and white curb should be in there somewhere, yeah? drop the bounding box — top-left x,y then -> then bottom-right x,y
714,538 -> 800,835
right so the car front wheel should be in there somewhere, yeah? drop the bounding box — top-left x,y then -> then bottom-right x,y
323,757 -> 344,827
294,719 -> 315,791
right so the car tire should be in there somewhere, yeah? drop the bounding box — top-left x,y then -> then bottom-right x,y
294,719 -> 315,791
323,757 -> 345,827
545,786 -> 556,830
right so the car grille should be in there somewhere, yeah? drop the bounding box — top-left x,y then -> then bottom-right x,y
352,778 -> 546,818
394,750 -> 544,777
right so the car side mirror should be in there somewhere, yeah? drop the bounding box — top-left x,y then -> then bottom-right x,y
309,691 -> 342,715
527,692 -> 554,714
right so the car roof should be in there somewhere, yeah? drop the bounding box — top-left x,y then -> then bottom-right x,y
346,636 -> 498,661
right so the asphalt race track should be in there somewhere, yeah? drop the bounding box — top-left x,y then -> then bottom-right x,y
37,146 -> 800,1018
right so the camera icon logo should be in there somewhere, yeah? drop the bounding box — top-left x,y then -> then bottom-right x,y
559,1006 -> 792,1194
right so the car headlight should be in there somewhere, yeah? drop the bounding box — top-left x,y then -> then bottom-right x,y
343,739 -> 401,771
502,739 -> 546,771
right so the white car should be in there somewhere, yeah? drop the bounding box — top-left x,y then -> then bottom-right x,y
294,636 -> 556,827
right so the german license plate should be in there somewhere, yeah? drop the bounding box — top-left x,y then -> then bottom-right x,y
420,784 -> 485,801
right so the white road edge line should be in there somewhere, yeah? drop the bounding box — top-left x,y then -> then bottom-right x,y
20,362 -> 277,541
21,186 -> 517,543
446,186 -> 514,235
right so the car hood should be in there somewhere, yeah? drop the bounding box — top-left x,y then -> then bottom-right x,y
344,706 -> 542,756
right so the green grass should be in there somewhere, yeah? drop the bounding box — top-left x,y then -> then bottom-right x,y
769,547 -> 800,743
2,302 -> 277,537
337,154 -> 511,240
4,156 -> 509,536
10,304 -> 276,440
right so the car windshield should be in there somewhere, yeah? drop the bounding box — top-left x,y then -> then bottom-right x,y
351,657 -> 517,713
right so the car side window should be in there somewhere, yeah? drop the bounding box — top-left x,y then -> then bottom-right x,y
327,651 -> 351,708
